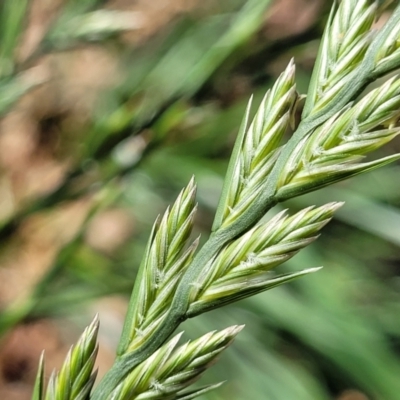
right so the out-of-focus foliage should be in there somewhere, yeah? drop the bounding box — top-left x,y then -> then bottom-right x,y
0,0 -> 399,399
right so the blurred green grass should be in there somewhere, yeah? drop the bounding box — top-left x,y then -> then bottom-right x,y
0,0 -> 399,399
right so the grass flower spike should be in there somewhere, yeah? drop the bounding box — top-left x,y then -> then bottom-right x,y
30,1 -> 400,399
118,178 -> 198,355
110,326 -> 243,400
188,203 -> 341,316
213,59 -> 297,230
304,0 -> 376,116
33,316 -> 99,400
277,76 -> 400,199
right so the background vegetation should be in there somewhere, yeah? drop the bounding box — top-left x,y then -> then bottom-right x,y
0,1 -> 399,399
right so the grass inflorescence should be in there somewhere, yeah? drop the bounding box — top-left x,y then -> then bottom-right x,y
31,1 -> 400,399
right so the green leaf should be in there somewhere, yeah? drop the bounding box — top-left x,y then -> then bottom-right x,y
0,0 -> 29,77
31,352 -> 45,400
